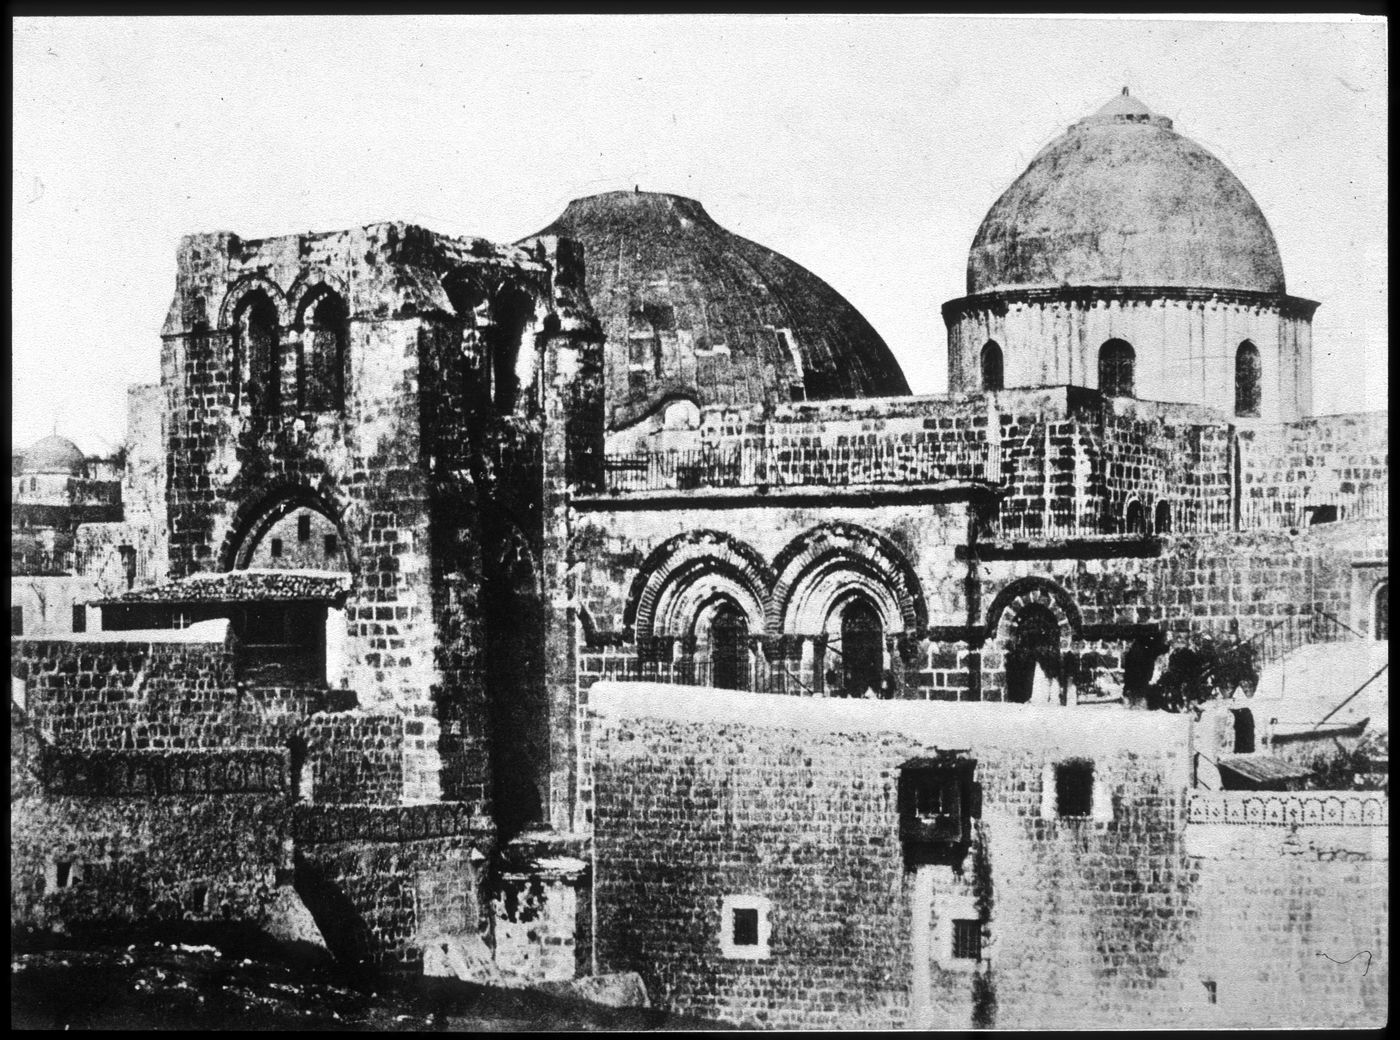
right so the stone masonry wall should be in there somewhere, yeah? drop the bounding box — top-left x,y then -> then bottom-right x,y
590,684 -> 1386,1029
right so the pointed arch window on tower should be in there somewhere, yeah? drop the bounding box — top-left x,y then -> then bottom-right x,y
981,341 -> 1004,392
1098,339 -> 1135,398
301,289 -> 350,413
1235,341 -> 1261,417
233,291 -> 280,416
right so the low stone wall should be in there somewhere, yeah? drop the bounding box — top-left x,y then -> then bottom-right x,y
293,802 -> 492,970
10,791 -> 292,932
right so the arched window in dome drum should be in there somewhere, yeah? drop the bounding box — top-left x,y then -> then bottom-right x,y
1235,341 -> 1262,417
1098,339 -> 1135,397
981,341 -> 1004,392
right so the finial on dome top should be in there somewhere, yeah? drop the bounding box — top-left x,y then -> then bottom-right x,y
1079,87 -> 1173,130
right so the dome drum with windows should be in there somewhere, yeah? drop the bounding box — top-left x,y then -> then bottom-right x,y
942,90 -> 1319,422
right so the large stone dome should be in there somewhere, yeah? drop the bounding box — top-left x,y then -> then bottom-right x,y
967,90 -> 1286,296
525,191 -> 909,428
22,434 -> 86,475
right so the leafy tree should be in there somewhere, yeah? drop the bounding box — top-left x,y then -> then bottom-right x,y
1146,635 -> 1259,713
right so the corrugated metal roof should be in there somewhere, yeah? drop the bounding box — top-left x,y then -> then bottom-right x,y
96,568 -> 352,605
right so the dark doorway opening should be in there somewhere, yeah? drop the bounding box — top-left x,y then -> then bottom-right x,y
1005,605 -> 1060,704
709,603 -> 749,692
840,597 -> 884,699
1231,708 -> 1256,754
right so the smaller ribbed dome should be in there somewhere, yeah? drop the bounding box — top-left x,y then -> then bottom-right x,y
22,434 -> 86,475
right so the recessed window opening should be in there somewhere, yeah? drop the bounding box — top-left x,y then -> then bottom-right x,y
298,514 -> 311,542
1306,504 -> 1339,526
1373,581 -> 1388,641
731,907 -> 760,947
71,605 -> 86,633
269,537 -> 283,559
51,859 -> 79,889
952,919 -> 982,960
1235,341 -> 1261,418
1124,499 -> 1146,535
324,533 -> 339,556
1153,500 -> 1172,535
488,288 -> 534,414
1098,339 -> 1135,397
302,290 -> 349,413
719,894 -> 772,960
981,341 -> 1004,392
1203,980 -> 1218,1005
1055,760 -> 1095,817
234,291 -> 280,416
11,606 -> 23,637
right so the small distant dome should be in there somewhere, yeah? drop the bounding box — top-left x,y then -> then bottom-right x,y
523,190 -> 910,428
22,434 -> 86,475
967,90 -> 1285,296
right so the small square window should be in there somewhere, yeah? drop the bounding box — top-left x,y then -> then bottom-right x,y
270,538 -> 283,559
720,894 -> 771,960
71,605 -> 87,633
1055,760 -> 1095,817
298,514 -> 312,542
324,533 -> 338,556
732,907 -> 759,947
952,919 -> 982,960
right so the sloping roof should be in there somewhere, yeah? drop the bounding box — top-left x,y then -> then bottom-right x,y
96,568 -> 352,606
1216,755 -> 1314,786
968,91 -> 1285,296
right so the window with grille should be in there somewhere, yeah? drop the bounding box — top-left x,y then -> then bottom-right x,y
952,919 -> 982,960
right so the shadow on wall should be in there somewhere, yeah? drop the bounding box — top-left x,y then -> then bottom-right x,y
292,853 -> 377,985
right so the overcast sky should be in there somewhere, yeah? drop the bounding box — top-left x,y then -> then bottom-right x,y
12,15 -> 1387,455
